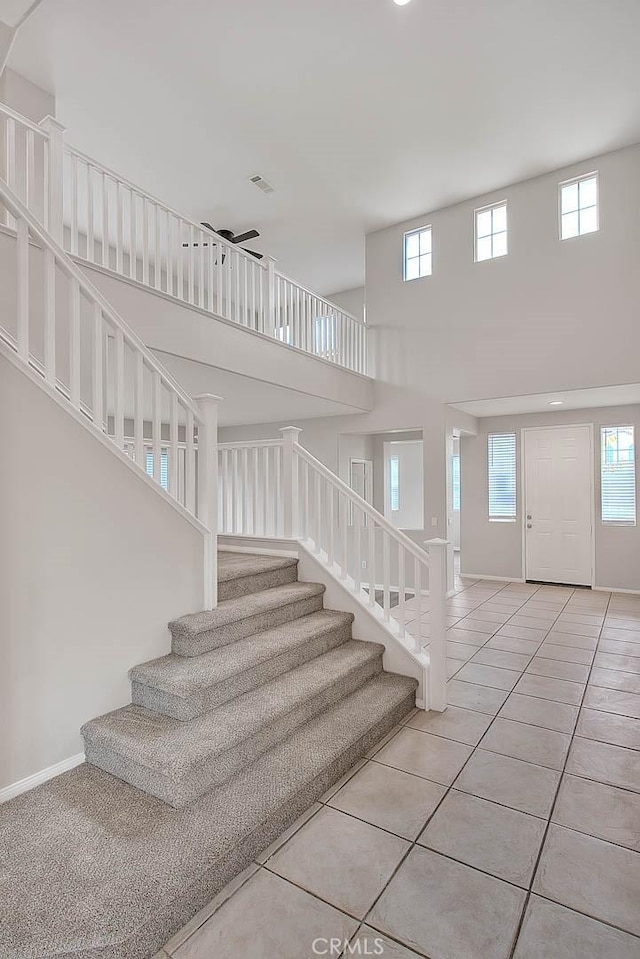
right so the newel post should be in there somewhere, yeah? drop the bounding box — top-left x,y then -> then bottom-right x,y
196,393 -> 223,609
280,426 -> 302,539
425,537 -> 449,712
265,255 -> 277,336
39,116 -> 65,243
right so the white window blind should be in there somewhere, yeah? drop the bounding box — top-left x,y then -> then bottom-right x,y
389,455 -> 400,511
488,433 -> 517,520
146,449 -> 169,491
601,427 -> 636,525
452,454 -> 461,511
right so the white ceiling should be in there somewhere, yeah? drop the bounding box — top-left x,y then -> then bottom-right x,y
451,384 -> 640,419
152,353 -> 363,427
5,0 -> 640,294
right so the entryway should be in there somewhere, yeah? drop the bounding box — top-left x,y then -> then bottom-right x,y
523,425 -> 593,586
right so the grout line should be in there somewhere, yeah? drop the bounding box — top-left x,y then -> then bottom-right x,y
506,587 -> 615,958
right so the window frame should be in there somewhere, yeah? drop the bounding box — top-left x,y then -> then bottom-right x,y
474,200 -> 508,263
600,425 -> 636,527
403,225 -> 433,281
487,431 -> 517,522
559,171 -> 599,241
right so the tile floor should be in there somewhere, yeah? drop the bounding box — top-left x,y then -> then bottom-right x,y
158,570 -> 640,959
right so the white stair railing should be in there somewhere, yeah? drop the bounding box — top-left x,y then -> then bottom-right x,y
0,103 -> 58,229
60,142 -> 368,374
0,176 -> 218,608
218,428 -> 447,710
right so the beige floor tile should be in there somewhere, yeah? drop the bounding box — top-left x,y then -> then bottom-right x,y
369,846 -> 526,959
535,642 -> 595,665
553,774 -> 640,852
498,693 -> 578,734
455,618 -> 500,635
348,927 -> 424,959
454,662 -> 521,691
471,647 -> 532,671
603,626 -> 640,643
374,727 -> 473,785
447,640 -> 480,661
447,658 -> 464,679
447,679 -> 510,715
600,638 -> 640,656
454,749 -> 560,817
583,685 -> 640,719
595,652 -> 640,675
418,790 -> 546,887
496,624 -> 548,642
566,737 -> 640,793
544,631 -> 598,651
268,806 -> 409,919
513,895 -> 640,959
329,760 -> 446,840
447,627 -> 490,647
467,609 -> 511,625
480,717 -> 570,770
513,673 -> 584,705
557,612 -> 604,627
533,824 -> 640,937
589,667 -> 640,694
544,620 -> 600,637
509,615 -> 556,631
320,759 -> 368,798
173,869 -> 357,959
576,708 -> 640,750
525,657 -> 590,683
407,703 -> 493,745
486,635 -> 541,655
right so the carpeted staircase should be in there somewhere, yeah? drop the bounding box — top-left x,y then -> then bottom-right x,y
0,552 -> 417,959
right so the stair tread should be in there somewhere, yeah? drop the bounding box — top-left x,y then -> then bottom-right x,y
132,609 -> 354,697
1,672 -> 417,959
217,551 -> 298,584
170,581 -> 325,636
84,639 -> 385,774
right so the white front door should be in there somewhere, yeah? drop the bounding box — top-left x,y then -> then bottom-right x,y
524,425 -> 593,586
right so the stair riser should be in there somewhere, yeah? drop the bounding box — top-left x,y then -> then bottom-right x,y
218,564 -> 298,602
131,621 -> 353,720
172,595 -> 325,656
85,688 -> 416,959
87,655 -> 384,807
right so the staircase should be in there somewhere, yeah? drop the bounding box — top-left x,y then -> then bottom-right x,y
0,553 -> 416,959
82,552 -> 417,810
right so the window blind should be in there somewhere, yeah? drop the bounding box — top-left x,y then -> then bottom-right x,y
488,433 -> 516,519
452,454 -> 461,511
601,427 -> 636,525
389,455 -> 400,511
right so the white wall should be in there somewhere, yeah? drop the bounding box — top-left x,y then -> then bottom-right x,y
0,68 -> 55,122
0,356 -> 204,790
366,143 -> 640,403
460,405 -> 640,591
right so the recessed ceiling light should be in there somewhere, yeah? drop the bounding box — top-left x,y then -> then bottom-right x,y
393,0 -> 412,5
548,400 -> 564,406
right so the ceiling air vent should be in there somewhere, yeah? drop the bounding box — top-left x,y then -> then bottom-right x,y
249,174 -> 275,194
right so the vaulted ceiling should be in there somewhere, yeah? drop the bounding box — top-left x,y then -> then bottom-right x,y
5,0 -> 640,293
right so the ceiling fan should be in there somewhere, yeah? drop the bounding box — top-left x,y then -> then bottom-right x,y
183,224 -> 263,259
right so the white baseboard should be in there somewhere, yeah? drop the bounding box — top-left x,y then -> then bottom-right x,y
460,573 -> 525,583
0,753 -> 85,804
594,585 -> 640,596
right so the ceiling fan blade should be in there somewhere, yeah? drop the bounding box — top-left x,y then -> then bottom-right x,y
242,248 -> 263,259
232,229 -> 260,244
200,222 -> 216,232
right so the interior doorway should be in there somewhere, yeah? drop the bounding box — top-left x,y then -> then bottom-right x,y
523,424 -> 593,586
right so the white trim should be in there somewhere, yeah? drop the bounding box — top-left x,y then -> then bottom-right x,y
459,573 -> 525,583
594,585 -> 640,595
0,753 -> 85,804
521,424 -> 595,588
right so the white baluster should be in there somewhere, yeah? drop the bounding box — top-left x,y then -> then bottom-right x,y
340,492 -> 348,579
382,533 -> 390,621
70,154 -> 78,254
129,191 -> 137,279
188,224 -> 195,303
44,249 -> 56,386
69,279 -> 81,407
25,129 -> 35,211
177,220 -> 184,299
170,393 -> 179,497
114,328 -> 125,447
397,546 -> 406,635
87,164 -> 95,262
92,303 -> 103,428
152,371 -> 162,483
195,394 -> 223,610
101,172 -> 109,267
39,117 -> 65,241
354,507 -> 362,592
368,521 -> 376,606
16,217 -> 29,361
413,557 -> 423,650
154,205 -> 162,291
142,198 -> 150,283
134,352 -> 144,467
186,408 -> 196,514
280,427 -> 302,538
116,181 -> 124,273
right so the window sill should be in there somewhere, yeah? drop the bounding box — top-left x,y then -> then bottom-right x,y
489,517 -> 517,523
